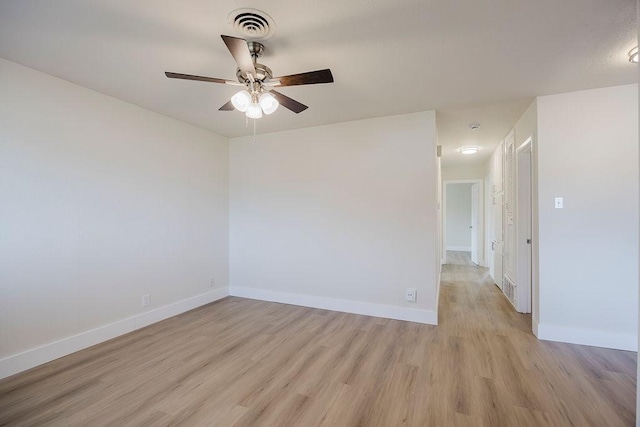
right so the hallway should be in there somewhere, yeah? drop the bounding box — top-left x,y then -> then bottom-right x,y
439,250 -> 636,425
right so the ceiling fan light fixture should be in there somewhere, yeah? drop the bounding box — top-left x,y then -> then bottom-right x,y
246,102 -> 263,119
459,146 -> 480,155
259,92 -> 279,114
231,90 -> 251,112
165,34 -> 333,120
629,46 -> 638,63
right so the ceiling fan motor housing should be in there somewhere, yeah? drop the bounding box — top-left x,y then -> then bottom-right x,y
235,41 -> 271,82
237,62 -> 272,83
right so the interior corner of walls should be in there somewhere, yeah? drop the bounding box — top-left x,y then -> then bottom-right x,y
228,286 -> 438,326
535,323 -> 637,352
0,287 -> 229,380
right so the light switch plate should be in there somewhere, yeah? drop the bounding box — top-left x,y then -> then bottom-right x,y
555,197 -> 563,209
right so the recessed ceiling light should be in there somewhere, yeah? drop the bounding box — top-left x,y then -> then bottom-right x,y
459,146 -> 480,155
629,46 -> 638,63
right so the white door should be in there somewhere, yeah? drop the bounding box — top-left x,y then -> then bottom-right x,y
470,183 -> 479,265
489,192 -> 504,287
516,143 -> 532,313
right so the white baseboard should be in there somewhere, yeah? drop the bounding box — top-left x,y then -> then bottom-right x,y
229,287 -> 438,325
446,246 -> 471,252
0,287 -> 229,380
535,322 -> 637,351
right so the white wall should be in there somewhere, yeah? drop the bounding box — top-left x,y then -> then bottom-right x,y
536,84 -> 638,350
442,165 -> 486,181
229,112 -> 439,324
0,58 -> 230,376
445,183 -> 472,250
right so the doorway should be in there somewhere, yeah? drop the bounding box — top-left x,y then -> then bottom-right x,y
443,180 -> 483,266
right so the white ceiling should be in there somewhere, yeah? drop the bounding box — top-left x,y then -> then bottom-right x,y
0,0 -> 636,166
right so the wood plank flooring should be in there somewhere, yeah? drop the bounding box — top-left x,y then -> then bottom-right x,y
0,252 -> 636,426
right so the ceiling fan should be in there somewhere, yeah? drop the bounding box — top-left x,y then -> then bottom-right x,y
165,35 -> 334,119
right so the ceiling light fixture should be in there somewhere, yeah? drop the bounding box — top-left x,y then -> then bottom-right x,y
629,46 -> 638,63
259,92 -> 279,115
246,101 -> 263,119
230,87 -> 279,119
459,146 -> 480,155
166,35 -> 334,122
231,90 -> 251,112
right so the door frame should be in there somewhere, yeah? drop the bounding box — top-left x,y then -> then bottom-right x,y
442,179 -> 484,265
516,137 -> 533,313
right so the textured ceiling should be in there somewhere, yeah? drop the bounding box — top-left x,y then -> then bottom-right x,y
0,0 -> 636,166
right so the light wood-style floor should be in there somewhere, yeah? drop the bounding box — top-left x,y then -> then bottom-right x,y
0,251 -> 636,426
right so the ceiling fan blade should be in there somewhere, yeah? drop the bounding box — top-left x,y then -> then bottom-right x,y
221,35 -> 256,79
270,90 -> 308,114
165,72 -> 233,84
272,69 -> 334,87
219,100 -> 235,111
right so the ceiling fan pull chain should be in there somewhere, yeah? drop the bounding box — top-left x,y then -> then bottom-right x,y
253,118 -> 257,143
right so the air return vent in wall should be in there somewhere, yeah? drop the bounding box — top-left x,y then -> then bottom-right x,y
502,276 -> 516,308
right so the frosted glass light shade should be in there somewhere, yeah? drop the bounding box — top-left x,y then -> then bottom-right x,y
259,92 -> 279,115
458,146 -> 480,155
246,102 -> 263,119
231,90 -> 251,112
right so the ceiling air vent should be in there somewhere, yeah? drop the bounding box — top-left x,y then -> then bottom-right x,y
227,9 -> 275,40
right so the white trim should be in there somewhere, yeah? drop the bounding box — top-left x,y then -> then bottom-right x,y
532,319 -> 539,337
229,287 -> 438,325
536,322 -> 637,351
0,287 -> 229,380
446,246 -> 472,252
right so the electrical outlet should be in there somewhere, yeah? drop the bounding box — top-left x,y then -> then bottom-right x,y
142,294 -> 150,307
209,277 -> 215,287
406,288 -> 417,302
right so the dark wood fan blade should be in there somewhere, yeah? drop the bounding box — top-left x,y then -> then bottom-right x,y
221,35 -> 256,78
165,72 -> 231,84
272,69 -> 334,87
219,100 -> 234,111
270,90 -> 308,114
